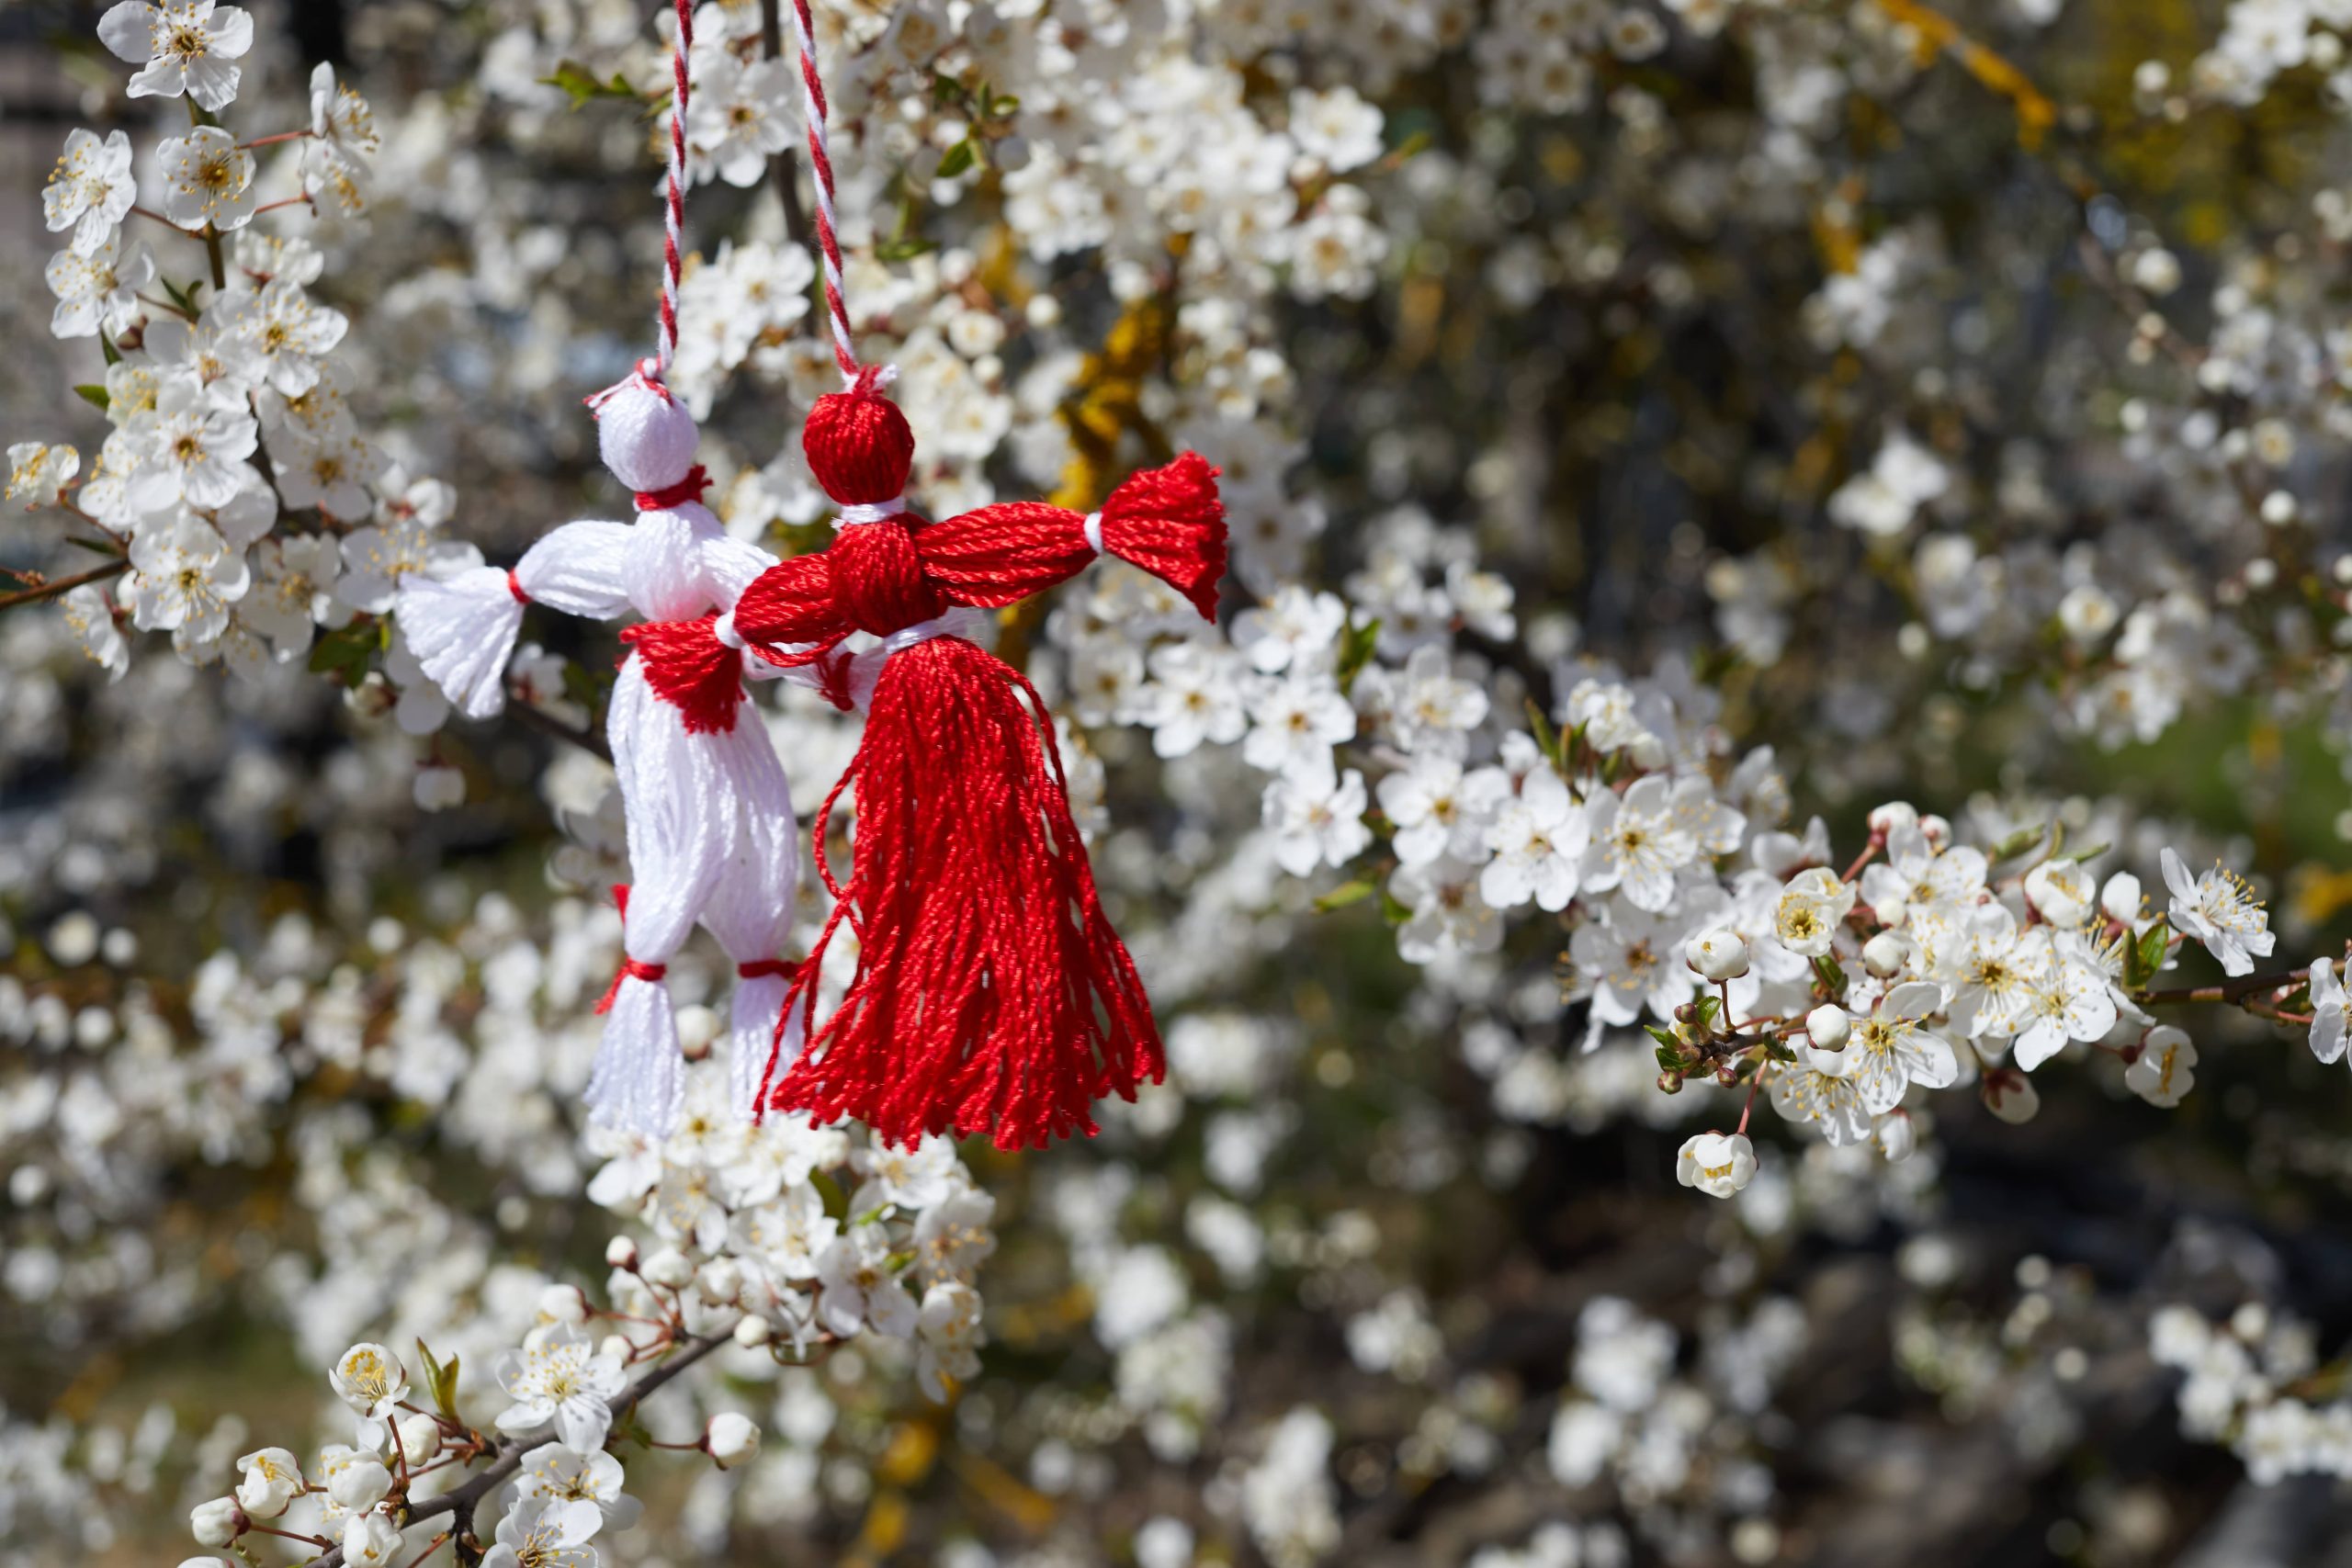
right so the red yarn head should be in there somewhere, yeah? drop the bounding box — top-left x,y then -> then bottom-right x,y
804,378 -> 915,506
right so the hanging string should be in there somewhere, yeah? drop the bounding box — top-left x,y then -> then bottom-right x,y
788,0 -> 866,385
654,0 -> 695,380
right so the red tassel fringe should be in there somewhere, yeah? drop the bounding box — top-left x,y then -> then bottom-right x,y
763,635 -> 1164,1150
619,614 -> 744,734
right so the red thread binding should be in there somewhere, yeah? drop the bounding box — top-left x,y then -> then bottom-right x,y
633,464 -> 711,513
595,886 -> 667,1013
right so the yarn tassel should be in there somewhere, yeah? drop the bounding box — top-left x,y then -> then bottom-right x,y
764,634 -> 1162,1151
395,520 -> 639,719
915,451 -> 1227,619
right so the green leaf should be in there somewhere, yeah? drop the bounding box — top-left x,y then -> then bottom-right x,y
2060,840 -> 2110,864
74,384 -> 108,412
540,60 -> 639,107
1336,616 -> 1383,695
1653,1042 -> 1682,1074
1988,823 -> 2045,862
414,1338 -> 459,1420
308,620 -> 378,688
2129,919 -> 2169,987
1524,698 -> 1564,773
809,1168 -> 850,1224
1313,879 -> 1375,914
1763,1036 -> 1799,1063
874,236 -> 937,262
99,333 -> 122,367
932,71 -> 971,107
1379,887 -> 1413,926
158,276 -> 207,319
936,140 -> 978,179
1692,994 -> 1722,1031
1813,953 -> 1847,996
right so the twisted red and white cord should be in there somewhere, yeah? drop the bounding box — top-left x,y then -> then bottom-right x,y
654,0 -> 695,378
789,0 -> 865,385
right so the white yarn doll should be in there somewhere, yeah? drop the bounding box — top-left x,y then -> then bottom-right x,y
397,373 -> 822,1133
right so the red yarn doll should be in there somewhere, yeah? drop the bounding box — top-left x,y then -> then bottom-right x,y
729,372 -> 1227,1151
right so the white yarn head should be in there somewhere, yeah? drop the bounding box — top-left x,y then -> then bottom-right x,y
595,378 -> 700,492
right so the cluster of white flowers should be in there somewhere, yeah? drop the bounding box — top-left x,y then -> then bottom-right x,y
1544,1295 -> 1804,1551
2152,1302 -> 2352,1483
10,6 -> 406,690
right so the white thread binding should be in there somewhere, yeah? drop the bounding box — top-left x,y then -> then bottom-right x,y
837,496 -> 908,527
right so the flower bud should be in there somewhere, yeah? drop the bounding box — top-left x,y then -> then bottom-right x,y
2024,859 -> 2095,928
605,1235 -> 639,1270
676,1003 -> 721,1062
345,671 -> 397,719
704,1412 -> 762,1469
1867,801 -> 1917,841
1861,930 -> 1913,977
1804,1004 -> 1849,1051
539,1283 -> 590,1325
640,1247 -> 694,1289
2100,872 -> 2143,926
327,1454 -> 392,1514
733,1314 -> 774,1348
413,764 -> 465,812
1875,1111 -> 1917,1163
696,1258 -> 742,1305
1983,1068 -> 2041,1125
394,1412 -> 442,1465
1656,1071 -> 1682,1095
190,1498 -> 246,1548
1629,734 -> 1668,771
1917,814 -> 1952,847
1683,926 -> 1751,982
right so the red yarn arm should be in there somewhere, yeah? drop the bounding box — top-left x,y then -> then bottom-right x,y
1095,451 -> 1227,621
914,501 -> 1096,608
732,555 -> 853,666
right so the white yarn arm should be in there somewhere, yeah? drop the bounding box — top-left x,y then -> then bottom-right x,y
514,519 -> 636,618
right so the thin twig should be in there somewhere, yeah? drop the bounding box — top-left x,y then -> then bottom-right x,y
2135,965 -> 2309,1007
0,558 -> 129,613
506,697 -> 612,763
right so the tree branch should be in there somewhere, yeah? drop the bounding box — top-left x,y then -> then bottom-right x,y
300,1326 -> 736,1568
